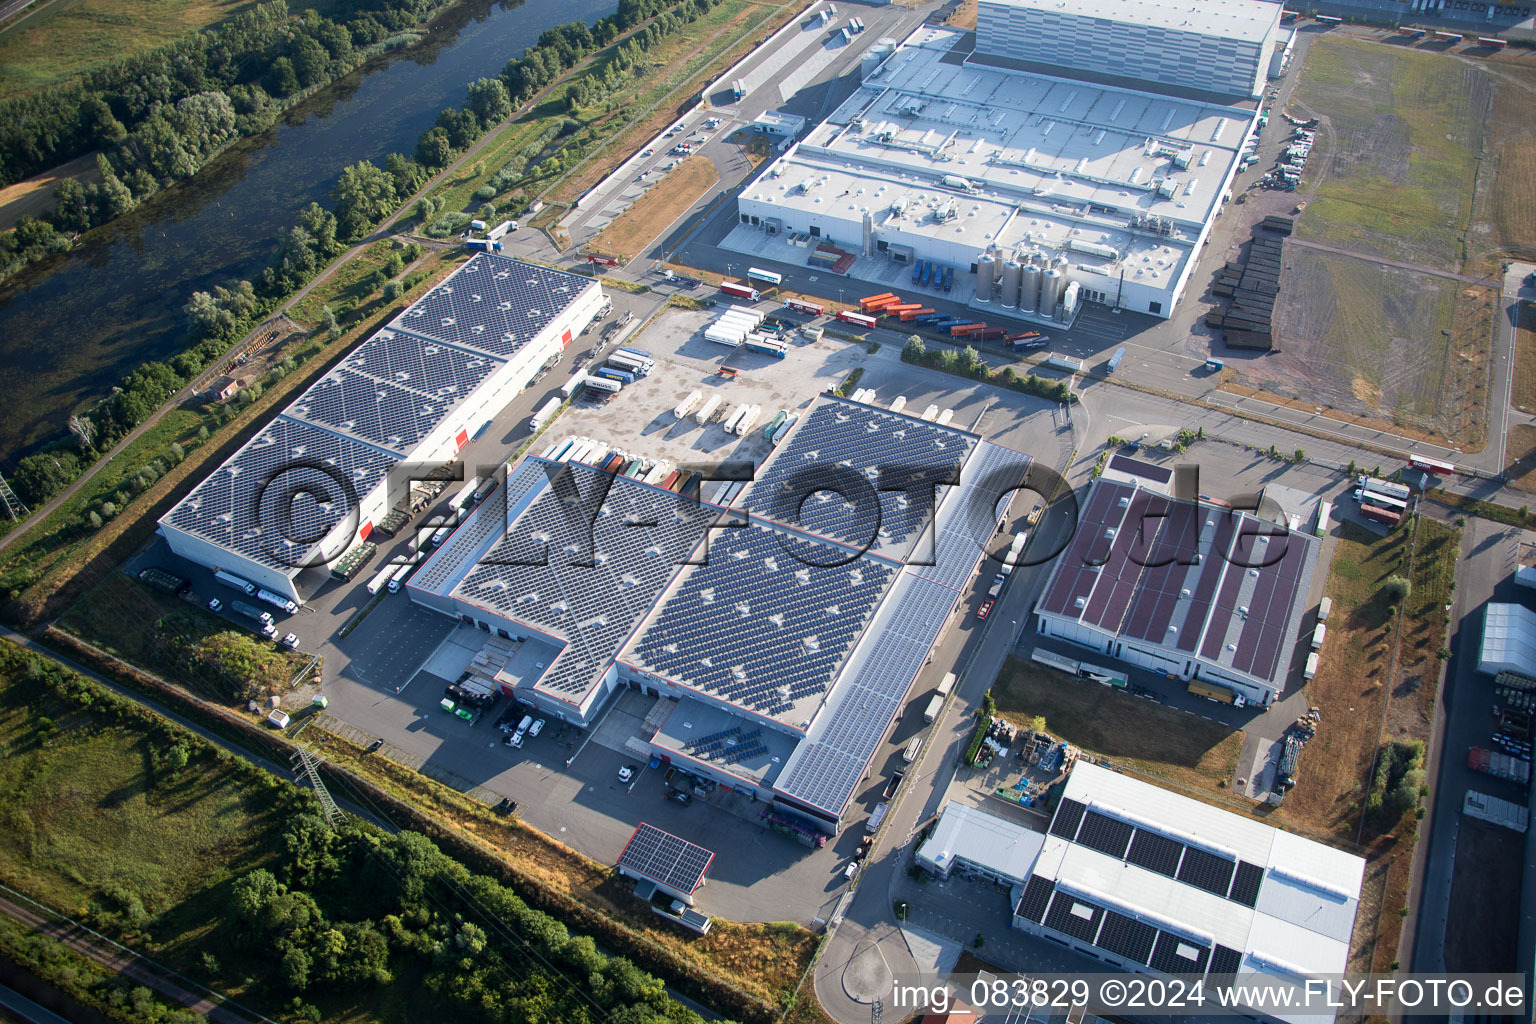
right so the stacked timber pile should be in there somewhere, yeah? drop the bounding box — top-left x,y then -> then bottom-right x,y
1205,219 -> 1292,351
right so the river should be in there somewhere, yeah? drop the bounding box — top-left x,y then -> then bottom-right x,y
0,0 -> 616,466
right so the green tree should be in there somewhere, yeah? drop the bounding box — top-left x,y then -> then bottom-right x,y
382,279 -> 404,301
322,305 -> 339,339
902,334 -> 926,362
1382,575 -> 1411,603
466,77 -> 513,124
264,57 -> 300,97
331,161 -> 398,240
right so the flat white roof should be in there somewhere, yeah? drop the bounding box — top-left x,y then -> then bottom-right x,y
917,801 -> 1047,882
984,0 -> 1282,44
744,26 -> 1249,277
1025,763 -> 1364,987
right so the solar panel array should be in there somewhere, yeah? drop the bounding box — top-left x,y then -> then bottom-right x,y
1015,875 -> 1056,924
618,823 -> 714,894
775,572 -> 965,812
630,524 -> 897,717
1049,798 -> 1271,908
413,461 -> 549,593
746,397 -> 978,557
288,330 -> 499,453
162,416 -> 397,572
393,253 -> 592,358
1036,478 -> 1317,687
1036,884 -> 1216,975
453,463 -> 718,698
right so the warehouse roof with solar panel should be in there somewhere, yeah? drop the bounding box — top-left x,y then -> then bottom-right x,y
408,394 -> 1032,830
158,253 -> 605,604
1014,763 -> 1364,1020
1034,475 -> 1318,705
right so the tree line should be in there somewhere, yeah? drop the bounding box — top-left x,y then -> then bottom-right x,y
902,335 -> 1077,404
3,0 -> 720,517
0,0 -> 466,285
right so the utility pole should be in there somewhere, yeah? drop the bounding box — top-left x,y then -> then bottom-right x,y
291,745 -> 345,830
0,473 -> 28,521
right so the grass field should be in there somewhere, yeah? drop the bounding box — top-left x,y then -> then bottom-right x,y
591,154 -> 718,260
1267,250 -> 1479,439
1270,521 -> 1404,839
1397,516 -> 1458,726
1513,304 -> 1536,412
0,647 -> 285,928
1468,61 -> 1536,275
991,657 -> 1245,800
1291,35 -> 1490,268
288,240 -> 397,327
0,0 -> 259,98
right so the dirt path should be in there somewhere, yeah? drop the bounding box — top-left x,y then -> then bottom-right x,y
1285,237 -> 1492,284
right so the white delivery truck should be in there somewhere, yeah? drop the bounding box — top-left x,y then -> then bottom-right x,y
937,672 -> 956,697
214,570 -> 257,595
866,802 -> 888,833
924,694 -> 944,723
902,736 -> 923,764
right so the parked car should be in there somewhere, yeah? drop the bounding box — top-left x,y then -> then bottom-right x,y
529,719 -> 545,737
618,764 -> 637,783
641,148 -> 654,156
977,596 -> 996,620
665,789 -> 692,806
365,738 -> 384,754
493,797 -> 517,815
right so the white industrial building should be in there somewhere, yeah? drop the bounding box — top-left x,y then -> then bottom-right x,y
1034,477 -> 1319,705
1013,763 -> 1365,1023
1478,603 -> 1536,679
158,254 -> 605,604
728,20 -> 1259,320
974,0 -> 1284,101
407,395 -> 1032,831
916,801 -> 1046,885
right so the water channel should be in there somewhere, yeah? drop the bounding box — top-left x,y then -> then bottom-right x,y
0,0 -> 615,464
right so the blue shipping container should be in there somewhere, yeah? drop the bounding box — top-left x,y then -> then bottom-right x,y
595,367 -> 636,384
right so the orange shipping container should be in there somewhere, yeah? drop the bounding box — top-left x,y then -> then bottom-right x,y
863,295 -> 903,312
951,323 -> 986,336
858,292 -> 897,310
899,307 -> 936,321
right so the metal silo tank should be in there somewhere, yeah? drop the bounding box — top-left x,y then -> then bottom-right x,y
975,253 -> 996,303
1000,257 -> 1023,309
1020,262 -> 1041,313
1042,268 -> 1065,317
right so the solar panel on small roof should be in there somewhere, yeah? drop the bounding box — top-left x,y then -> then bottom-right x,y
1043,890 -> 1103,943
1125,828 -> 1184,877
1076,810 -> 1134,859
1096,910 -> 1157,966
1015,875 -> 1055,924
617,823 -> 714,894
1229,859 -> 1265,908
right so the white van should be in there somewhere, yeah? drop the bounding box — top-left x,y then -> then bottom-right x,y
508,715 -> 534,748
866,802 -> 888,833
902,736 -> 923,764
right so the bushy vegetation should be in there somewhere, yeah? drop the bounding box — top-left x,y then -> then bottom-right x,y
1366,739 -> 1426,828
901,335 -> 1075,403
0,644 -> 714,1024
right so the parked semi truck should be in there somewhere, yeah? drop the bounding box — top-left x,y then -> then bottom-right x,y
1468,746 -> 1531,784
231,601 -> 278,638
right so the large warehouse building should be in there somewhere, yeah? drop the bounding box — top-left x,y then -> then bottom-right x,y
1014,763 -> 1364,1022
730,0 -> 1272,320
974,0 -> 1284,101
408,395 -> 1031,831
158,255 -> 605,604
1034,477 -> 1319,705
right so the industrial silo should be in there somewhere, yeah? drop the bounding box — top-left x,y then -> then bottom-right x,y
975,253 -> 996,303
1020,260 -> 1041,313
1041,267 -> 1065,317
1000,256 -> 1023,309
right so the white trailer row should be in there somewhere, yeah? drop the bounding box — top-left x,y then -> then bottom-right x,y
704,306 -> 766,347
674,389 -> 703,420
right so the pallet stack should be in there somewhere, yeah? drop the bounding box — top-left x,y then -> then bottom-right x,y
1208,223 -> 1288,351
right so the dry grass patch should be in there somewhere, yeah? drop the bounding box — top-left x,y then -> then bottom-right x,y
591,155 -> 718,261
992,656 -> 1244,798
1512,303 -> 1536,413
1268,521 -> 1405,840
1505,424 -> 1536,493
0,0 -> 258,97
0,153 -> 101,231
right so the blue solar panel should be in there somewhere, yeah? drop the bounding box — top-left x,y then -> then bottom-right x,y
393,254 -> 593,357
